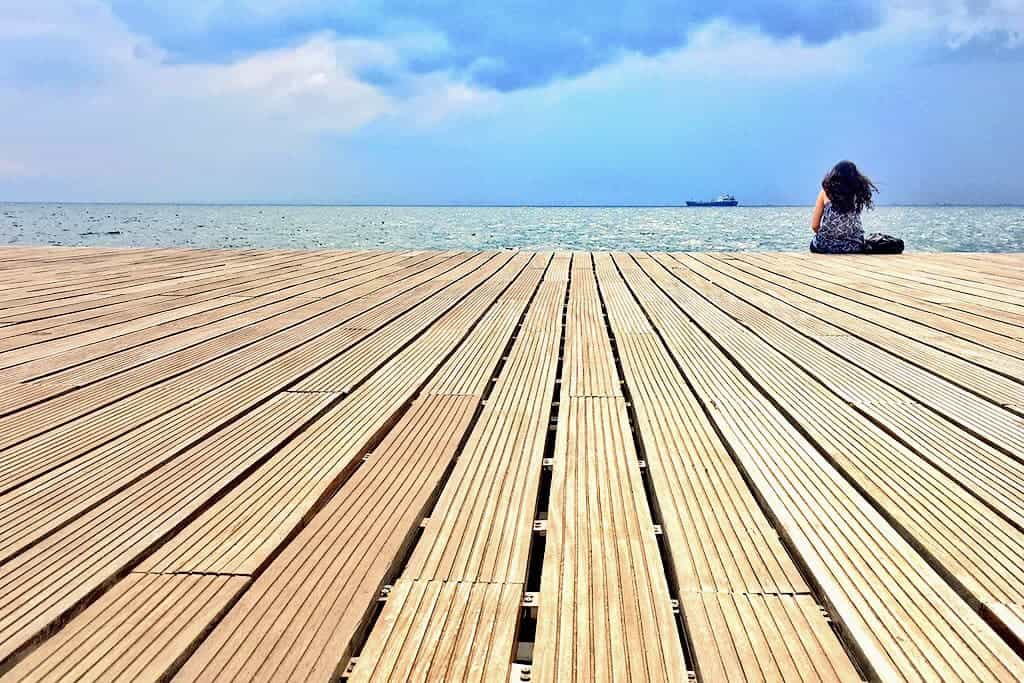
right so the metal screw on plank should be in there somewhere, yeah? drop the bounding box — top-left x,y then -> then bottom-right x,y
343,658 -> 359,677
520,665 -> 532,681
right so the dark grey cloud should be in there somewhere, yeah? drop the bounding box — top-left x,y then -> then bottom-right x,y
110,1 -> 886,90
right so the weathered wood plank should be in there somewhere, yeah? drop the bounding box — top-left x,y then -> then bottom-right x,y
648,251 -> 1024,630
534,257 -> 684,682
594,253 -> 859,681
616,252 -> 1024,681
172,395 -> 480,682
350,579 -> 522,683
2,574 -> 245,682
0,247 -> 1021,682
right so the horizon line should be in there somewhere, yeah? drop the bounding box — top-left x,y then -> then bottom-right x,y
3,201 -> 1023,209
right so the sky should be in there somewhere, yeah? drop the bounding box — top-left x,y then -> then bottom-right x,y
0,1 -> 1022,205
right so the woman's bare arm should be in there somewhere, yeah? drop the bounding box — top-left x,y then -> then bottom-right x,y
811,189 -> 826,233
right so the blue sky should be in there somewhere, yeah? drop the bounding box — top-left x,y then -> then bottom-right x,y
1,1 -> 1022,204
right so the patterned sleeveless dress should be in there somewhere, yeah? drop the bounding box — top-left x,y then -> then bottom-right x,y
811,203 -> 864,254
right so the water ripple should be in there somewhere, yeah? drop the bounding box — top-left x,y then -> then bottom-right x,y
0,204 -> 1021,252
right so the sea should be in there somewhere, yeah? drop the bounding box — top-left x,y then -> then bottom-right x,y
1,204 -> 1022,253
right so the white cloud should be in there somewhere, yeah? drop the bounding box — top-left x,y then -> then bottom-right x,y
2,0 -> 1019,201
493,1 -> 1021,108
510,19 -> 870,107
0,1 -> 495,199
189,35 -> 395,132
890,1 -> 1024,48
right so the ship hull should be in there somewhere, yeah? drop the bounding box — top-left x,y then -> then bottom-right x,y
686,200 -> 739,207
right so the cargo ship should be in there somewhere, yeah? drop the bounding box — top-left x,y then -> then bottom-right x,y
686,194 -> 738,207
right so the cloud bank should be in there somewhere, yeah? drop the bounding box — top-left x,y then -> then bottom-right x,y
0,0 -> 1022,202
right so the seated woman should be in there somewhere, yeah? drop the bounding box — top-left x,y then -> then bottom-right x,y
810,160 -> 878,254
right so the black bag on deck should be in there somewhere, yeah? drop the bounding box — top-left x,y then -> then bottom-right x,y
864,233 -> 904,254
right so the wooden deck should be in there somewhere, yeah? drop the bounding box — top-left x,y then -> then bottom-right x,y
0,246 -> 1021,682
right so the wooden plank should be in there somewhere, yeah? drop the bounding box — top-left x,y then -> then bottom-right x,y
0,250 -> 376,344
349,579 -> 521,683
561,257 -> 621,398
751,256 -> 1024,356
878,257 -> 1021,284
593,253 -> 859,682
729,254 -> 1024,379
400,273 -> 567,582
172,396 -> 478,682
0,249 -> 332,312
682,254 -> 1024,458
0,251 -> 303,321
615,252 -> 1024,681
423,253 -> 550,397
290,260 -> 511,392
15,252 -> 414,385
2,574 -> 245,682
139,253 -> 521,575
699,254 -> 1024,407
0,246 -> 263,290
742,251 -> 1024,324
0,252 -> 464,490
646,252 -> 1024,619
0,357 -> 358,564
0,250 -> 242,305
0,250 -> 409,383
351,255 -> 568,683
535,397 -> 685,682
0,247 -> 1021,682
665,255 -> 1024,527
0,296 -> 253,362
989,603 -> 1024,647
680,593 -> 859,683
533,257 -> 683,681
0,253 -> 503,563
790,252 -> 1024,327
779,252 -> 1024,330
0,393 -> 337,667
850,255 -> 1024,306
0,250 -> 413,386
596,254 -> 807,596
0,383 -> 76,419
165,257 -> 546,681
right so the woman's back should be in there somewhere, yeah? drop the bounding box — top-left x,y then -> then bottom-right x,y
810,161 -> 876,254
815,202 -> 864,253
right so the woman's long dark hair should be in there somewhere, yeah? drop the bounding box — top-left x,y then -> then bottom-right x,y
822,160 -> 877,214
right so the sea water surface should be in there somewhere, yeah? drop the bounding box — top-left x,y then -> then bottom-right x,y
1,204 -> 1022,252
